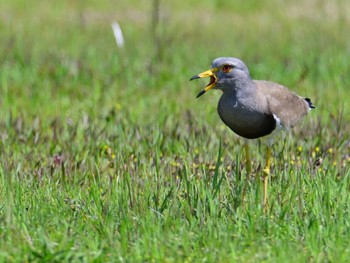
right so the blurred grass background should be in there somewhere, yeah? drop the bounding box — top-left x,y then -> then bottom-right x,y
0,0 -> 350,261
2,0 -> 349,121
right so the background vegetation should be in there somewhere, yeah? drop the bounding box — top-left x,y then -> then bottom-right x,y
1,0 -> 349,261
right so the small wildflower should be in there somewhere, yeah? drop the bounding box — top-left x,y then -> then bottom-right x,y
297,146 -> 303,152
315,147 -> 320,153
53,154 -> 64,166
209,164 -> 216,170
318,168 -> 322,172
328,148 -> 333,154
312,151 -> 316,158
333,161 -> 337,166
290,160 -> 295,165
111,154 -> 116,159
115,103 -> 122,111
170,161 -> 180,167
103,145 -> 112,155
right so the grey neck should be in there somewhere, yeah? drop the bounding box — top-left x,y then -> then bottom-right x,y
221,76 -> 255,95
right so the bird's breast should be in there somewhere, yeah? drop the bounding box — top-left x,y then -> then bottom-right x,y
218,94 -> 276,139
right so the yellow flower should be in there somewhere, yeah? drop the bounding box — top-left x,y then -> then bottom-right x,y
170,161 -> 180,167
115,103 -> 122,111
328,148 -> 333,154
297,146 -> 303,152
209,165 -> 216,170
315,147 -> 320,153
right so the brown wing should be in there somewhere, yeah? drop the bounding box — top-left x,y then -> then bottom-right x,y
254,80 -> 310,129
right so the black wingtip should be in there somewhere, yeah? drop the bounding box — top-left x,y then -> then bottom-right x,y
304,98 -> 316,109
196,90 -> 206,98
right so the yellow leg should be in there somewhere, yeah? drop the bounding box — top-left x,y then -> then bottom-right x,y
244,143 -> 252,175
263,146 -> 272,210
242,143 -> 251,208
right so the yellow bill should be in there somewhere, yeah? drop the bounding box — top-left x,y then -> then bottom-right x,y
190,68 -> 218,98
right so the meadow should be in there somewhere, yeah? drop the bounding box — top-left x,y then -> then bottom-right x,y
1,0 -> 350,262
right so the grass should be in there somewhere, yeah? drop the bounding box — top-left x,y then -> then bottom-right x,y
1,0 -> 350,261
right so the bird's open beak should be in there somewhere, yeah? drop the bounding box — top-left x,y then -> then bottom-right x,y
190,69 -> 218,98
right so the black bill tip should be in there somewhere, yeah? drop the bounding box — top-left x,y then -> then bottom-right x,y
190,75 -> 200,81
196,90 -> 206,98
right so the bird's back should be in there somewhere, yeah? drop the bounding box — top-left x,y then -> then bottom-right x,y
254,80 -> 311,129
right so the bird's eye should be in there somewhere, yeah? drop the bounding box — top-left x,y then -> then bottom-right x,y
222,65 -> 232,73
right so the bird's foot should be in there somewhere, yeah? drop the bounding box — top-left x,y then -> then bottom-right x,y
263,167 -> 270,176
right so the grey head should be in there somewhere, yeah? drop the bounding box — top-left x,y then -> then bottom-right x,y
212,57 -> 251,90
212,57 -> 250,78
190,57 -> 252,98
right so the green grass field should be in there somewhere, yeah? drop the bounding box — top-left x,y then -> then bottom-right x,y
1,0 -> 350,262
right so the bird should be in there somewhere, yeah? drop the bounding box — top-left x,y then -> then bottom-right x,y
190,57 -> 315,208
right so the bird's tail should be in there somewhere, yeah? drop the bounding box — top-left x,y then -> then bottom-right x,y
304,98 -> 316,109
